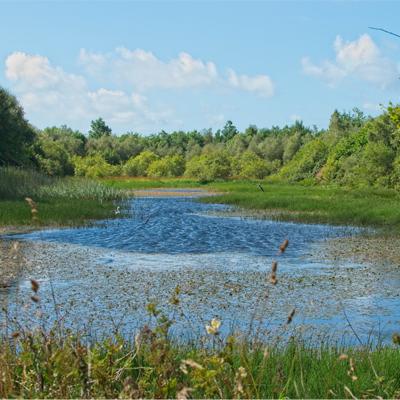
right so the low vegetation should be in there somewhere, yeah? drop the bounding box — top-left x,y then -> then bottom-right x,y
0,167 -> 125,227
1,273 -> 400,399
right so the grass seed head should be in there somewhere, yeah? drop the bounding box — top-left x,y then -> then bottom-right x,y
31,295 -> 40,303
271,261 -> 278,273
30,279 -> 39,293
279,239 -> 289,253
287,308 -> 296,324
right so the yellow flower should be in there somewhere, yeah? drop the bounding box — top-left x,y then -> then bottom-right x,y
205,318 -> 221,335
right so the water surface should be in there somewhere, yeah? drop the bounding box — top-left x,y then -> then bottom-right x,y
1,197 -> 399,344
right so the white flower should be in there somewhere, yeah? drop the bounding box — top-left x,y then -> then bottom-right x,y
205,318 -> 221,335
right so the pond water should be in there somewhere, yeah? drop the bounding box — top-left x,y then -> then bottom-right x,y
1,196 -> 399,344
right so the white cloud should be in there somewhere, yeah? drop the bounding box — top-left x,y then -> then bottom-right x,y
5,49 -> 275,132
227,69 -> 274,97
79,47 -> 218,90
302,34 -> 399,88
5,52 -> 170,131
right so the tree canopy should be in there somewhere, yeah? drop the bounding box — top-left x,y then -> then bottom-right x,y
0,87 -> 36,166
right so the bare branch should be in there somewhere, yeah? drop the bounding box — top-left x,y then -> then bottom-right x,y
369,26 -> 400,39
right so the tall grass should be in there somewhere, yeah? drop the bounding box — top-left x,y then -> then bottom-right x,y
0,167 -> 126,227
0,166 -> 52,200
1,329 -> 399,399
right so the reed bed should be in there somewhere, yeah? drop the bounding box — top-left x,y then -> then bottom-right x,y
0,167 -> 126,226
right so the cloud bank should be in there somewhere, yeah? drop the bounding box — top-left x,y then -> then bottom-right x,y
4,48 -> 274,132
302,34 -> 399,88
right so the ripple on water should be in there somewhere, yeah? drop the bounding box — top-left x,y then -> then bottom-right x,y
1,197 -> 399,344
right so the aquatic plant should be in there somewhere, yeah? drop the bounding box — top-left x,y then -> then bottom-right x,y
1,238 -> 400,398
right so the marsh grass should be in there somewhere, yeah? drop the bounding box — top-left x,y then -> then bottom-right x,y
1,329 -> 400,399
0,167 -> 126,227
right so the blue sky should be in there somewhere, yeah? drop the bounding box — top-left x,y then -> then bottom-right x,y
1,1 -> 399,134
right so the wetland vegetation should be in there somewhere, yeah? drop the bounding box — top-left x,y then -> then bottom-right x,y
1,86 -> 400,398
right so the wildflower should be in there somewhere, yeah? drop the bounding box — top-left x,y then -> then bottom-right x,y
338,353 -> 348,361
206,318 -> 221,335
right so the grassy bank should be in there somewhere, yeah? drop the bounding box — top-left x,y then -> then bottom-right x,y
0,167 -> 125,228
104,177 -> 400,228
1,330 -> 399,399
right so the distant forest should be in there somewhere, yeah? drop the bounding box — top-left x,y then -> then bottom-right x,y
2,86 -> 400,188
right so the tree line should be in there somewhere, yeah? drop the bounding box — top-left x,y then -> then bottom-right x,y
1,85 -> 400,187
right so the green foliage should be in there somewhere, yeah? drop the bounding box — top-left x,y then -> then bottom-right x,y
0,86 -> 36,166
0,166 -> 124,225
185,150 -> 232,181
340,142 -> 394,187
279,139 -> 329,181
1,322 -> 399,398
123,151 -> 159,177
88,117 -> 112,139
0,167 -> 52,200
233,151 -> 278,179
322,130 -> 369,182
147,155 -> 185,177
73,154 -> 120,178
3,85 -> 400,191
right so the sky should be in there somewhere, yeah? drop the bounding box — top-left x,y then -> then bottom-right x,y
1,0 -> 400,135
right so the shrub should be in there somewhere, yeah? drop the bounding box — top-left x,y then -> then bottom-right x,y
185,151 -> 232,181
233,151 -> 278,179
73,155 -> 120,178
279,139 -> 329,182
123,151 -> 158,177
147,155 -> 185,177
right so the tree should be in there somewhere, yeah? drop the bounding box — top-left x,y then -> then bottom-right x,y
88,118 -> 112,139
221,120 -> 238,142
0,86 -> 36,166
123,151 -> 158,176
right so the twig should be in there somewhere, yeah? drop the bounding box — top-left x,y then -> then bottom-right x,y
340,300 -> 363,346
369,27 -> 400,39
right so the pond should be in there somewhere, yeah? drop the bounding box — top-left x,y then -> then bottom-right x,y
1,195 -> 399,344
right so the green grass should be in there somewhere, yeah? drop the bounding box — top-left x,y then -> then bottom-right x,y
103,177 -> 400,228
1,327 -> 399,398
0,199 -> 119,227
103,176 -> 203,190
0,167 -> 125,228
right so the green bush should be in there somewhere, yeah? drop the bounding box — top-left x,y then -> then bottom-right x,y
233,151 -> 278,179
73,155 -> 120,178
147,155 -> 185,177
279,139 -> 329,182
185,150 -> 232,181
123,151 -> 158,177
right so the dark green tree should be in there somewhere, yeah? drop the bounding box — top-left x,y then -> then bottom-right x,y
220,120 -> 239,142
0,87 -> 36,166
88,117 -> 112,139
